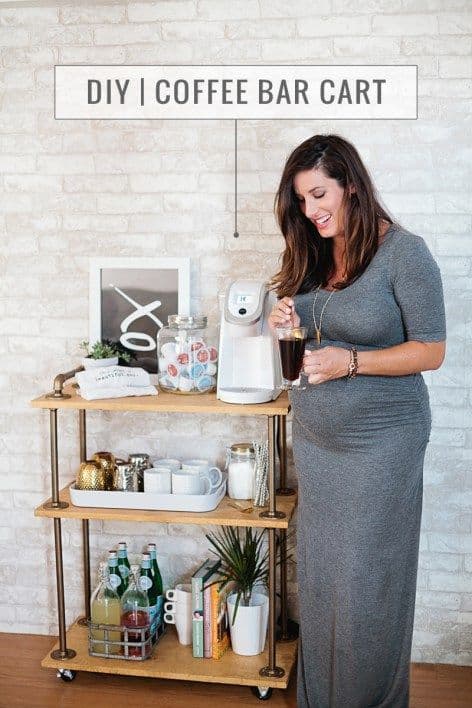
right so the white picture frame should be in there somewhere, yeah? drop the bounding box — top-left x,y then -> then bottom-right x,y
89,257 -> 191,373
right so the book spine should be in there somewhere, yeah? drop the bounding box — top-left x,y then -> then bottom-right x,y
211,582 -> 230,660
191,575 -> 204,658
210,582 -> 219,659
203,582 -> 212,658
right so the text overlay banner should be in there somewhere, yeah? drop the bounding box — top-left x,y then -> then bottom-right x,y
55,65 -> 418,120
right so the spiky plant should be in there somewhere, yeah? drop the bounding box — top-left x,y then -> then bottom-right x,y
205,526 -> 269,624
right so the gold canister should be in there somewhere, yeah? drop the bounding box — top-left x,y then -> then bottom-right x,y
92,451 -> 115,491
76,460 -> 106,491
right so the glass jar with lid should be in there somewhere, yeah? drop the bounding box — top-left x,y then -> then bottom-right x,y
226,443 -> 256,500
157,315 -> 218,394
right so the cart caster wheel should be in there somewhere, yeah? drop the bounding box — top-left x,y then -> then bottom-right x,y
57,669 -> 76,682
251,686 -> 273,700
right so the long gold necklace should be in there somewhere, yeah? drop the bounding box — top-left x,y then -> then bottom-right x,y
312,284 -> 336,345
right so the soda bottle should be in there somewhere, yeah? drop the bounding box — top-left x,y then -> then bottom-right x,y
117,541 -> 131,594
121,567 -> 150,659
147,543 -> 164,628
139,552 -> 159,640
107,549 -> 123,597
90,562 -> 121,655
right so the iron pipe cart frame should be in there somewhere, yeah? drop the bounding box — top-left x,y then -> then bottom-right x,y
32,369 -> 298,700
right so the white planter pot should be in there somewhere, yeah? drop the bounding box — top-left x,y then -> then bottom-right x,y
82,356 -> 118,369
227,592 -> 269,656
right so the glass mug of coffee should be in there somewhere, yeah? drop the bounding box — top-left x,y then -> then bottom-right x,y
275,326 -> 308,390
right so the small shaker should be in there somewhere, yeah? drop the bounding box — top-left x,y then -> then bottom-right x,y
128,453 -> 151,492
113,462 -> 138,492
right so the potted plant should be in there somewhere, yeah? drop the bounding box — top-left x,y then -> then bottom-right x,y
80,340 -> 132,369
205,526 -> 269,656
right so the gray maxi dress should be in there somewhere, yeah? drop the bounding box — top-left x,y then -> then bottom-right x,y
289,225 -> 446,708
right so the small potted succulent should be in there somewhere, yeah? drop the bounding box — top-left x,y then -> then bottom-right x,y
205,526 -> 269,656
80,340 -> 132,369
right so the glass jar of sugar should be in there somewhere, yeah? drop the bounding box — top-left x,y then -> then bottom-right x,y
226,443 -> 256,500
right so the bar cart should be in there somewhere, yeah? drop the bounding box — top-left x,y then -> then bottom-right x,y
31,368 -> 298,700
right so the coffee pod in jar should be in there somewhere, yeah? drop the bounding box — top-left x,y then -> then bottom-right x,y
161,342 -> 177,361
178,373 -> 193,392
196,375 -> 215,393
76,460 -> 107,490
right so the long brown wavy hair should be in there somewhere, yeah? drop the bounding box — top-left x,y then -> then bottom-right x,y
270,134 -> 393,297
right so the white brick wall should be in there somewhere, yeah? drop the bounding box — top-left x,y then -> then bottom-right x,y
0,0 -> 470,666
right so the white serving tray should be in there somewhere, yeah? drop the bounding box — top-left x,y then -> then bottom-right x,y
69,480 -> 227,513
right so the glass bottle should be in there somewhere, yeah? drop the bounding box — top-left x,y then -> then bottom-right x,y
90,562 -> 121,655
117,541 -> 130,594
121,568 -> 151,659
157,315 -> 218,394
147,543 -> 164,628
139,552 -> 159,640
107,549 -> 123,597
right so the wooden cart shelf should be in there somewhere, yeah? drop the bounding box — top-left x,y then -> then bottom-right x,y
31,385 -> 290,416
35,484 -> 297,529
42,621 -> 298,689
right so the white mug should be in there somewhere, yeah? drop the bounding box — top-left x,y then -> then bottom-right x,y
171,470 -> 215,495
144,466 -> 172,494
166,583 -> 192,604
181,459 -> 223,488
152,457 -> 181,472
164,591 -> 193,645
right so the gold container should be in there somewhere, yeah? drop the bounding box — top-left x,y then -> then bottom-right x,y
92,451 -> 115,491
76,460 -> 106,490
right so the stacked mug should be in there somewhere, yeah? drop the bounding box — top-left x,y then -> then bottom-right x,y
144,458 -> 223,496
164,583 -> 193,645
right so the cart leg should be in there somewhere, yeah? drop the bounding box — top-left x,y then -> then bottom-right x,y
259,526 -> 284,679
43,409 -> 68,510
276,415 -> 294,496
275,415 -> 296,640
51,517 -> 76,660
259,416 -> 284,677
77,410 -> 91,627
77,519 -> 91,626
278,528 -> 288,640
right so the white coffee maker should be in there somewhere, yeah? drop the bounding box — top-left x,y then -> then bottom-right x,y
216,280 -> 282,404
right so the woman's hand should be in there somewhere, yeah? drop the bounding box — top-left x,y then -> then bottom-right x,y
303,346 -> 350,385
268,297 -> 301,331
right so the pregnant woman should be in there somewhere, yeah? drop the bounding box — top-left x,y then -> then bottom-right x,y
268,135 -> 446,708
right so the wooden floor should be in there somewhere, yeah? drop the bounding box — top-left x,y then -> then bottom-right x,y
1,634 -> 471,707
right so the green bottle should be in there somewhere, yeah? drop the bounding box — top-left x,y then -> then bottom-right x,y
147,543 -> 164,629
139,553 -> 158,639
117,541 -> 131,594
107,550 -> 123,597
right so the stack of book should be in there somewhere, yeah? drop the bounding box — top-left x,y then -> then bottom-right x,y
191,558 -> 234,659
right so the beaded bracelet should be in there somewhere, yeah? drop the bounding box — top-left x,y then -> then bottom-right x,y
347,347 -> 358,378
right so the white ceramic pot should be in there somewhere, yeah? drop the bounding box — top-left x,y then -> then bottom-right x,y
227,592 -> 269,656
82,356 -> 118,369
